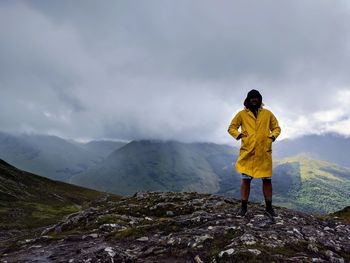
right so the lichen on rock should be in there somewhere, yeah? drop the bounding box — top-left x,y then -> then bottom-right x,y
1,191 -> 349,262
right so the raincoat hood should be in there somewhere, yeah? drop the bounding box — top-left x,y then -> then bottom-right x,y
244,89 -> 263,110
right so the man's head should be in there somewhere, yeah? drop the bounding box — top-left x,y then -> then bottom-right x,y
244,89 -> 262,109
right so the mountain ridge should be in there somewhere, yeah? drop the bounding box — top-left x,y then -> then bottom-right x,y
0,158 -> 110,231
70,140 -> 350,214
274,133 -> 350,168
1,132 -> 349,215
70,140 -> 238,195
0,132 -> 103,181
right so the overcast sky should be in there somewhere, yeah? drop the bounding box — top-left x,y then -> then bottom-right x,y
1,0 -> 350,144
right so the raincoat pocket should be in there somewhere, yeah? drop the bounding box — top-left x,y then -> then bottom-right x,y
266,136 -> 273,152
241,136 -> 248,151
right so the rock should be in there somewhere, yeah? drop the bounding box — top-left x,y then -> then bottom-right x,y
104,247 -> 116,257
83,233 -> 99,239
218,248 -> 235,257
240,233 -> 256,245
194,255 -> 204,263
166,211 -> 174,216
143,246 -> 156,255
136,236 -> 149,242
311,258 -> 326,262
308,243 -> 319,253
247,249 -> 261,255
293,227 -> 304,238
133,192 -> 146,198
64,235 -> 83,242
189,234 -> 212,248
1,191 -> 350,263
215,201 -> 226,207
167,237 -> 175,245
99,223 -> 123,232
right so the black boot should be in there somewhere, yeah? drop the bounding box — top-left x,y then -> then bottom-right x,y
265,200 -> 277,217
237,200 -> 248,217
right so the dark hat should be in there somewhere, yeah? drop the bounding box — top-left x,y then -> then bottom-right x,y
246,89 -> 262,101
244,89 -> 262,108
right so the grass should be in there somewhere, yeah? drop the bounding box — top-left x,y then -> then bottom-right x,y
321,206 -> 350,224
203,227 -> 243,261
273,156 -> 350,214
0,160 -> 115,230
0,201 -> 82,229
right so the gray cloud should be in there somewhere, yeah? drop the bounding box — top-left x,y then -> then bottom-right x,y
1,0 -> 350,143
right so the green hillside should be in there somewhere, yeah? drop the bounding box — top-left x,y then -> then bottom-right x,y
218,155 -> 350,214
0,159 -> 110,230
272,156 -> 350,214
70,140 -> 350,214
71,140 -> 237,196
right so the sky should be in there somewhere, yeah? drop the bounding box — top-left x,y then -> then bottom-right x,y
1,0 -> 350,144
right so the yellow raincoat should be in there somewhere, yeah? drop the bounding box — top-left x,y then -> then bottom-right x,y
228,105 -> 281,178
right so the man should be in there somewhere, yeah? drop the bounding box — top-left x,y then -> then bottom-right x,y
228,89 -> 281,217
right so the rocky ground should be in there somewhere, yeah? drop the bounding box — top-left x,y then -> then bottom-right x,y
1,191 -> 349,263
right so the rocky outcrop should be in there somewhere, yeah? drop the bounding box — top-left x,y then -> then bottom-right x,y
1,192 -> 349,262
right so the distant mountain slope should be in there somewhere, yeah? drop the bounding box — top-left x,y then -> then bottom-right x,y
71,139 -> 350,214
0,159 -> 108,230
273,156 -> 350,213
219,156 -> 350,214
274,133 -> 350,168
1,131 -> 349,215
71,140 -> 238,196
77,140 -> 127,158
0,132 -> 101,181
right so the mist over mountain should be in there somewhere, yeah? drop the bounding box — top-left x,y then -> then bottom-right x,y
0,131 -> 102,181
73,140 -> 127,159
71,140 -> 238,196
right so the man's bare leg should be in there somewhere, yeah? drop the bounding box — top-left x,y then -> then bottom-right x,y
238,178 -> 251,216
241,178 -> 251,201
262,179 -> 277,216
262,179 -> 272,201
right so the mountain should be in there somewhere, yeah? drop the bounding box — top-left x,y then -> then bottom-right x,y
71,140 -> 239,196
76,140 -> 127,158
1,191 -> 349,262
273,156 -> 350,214
274,133 -> 350,168
71,140 -> 350,214
0,132 -> 101,181
1,132 -> 349,215
0,159 -> 109,231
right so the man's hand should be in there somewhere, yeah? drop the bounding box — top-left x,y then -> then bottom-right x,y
237,132 -> 248,140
